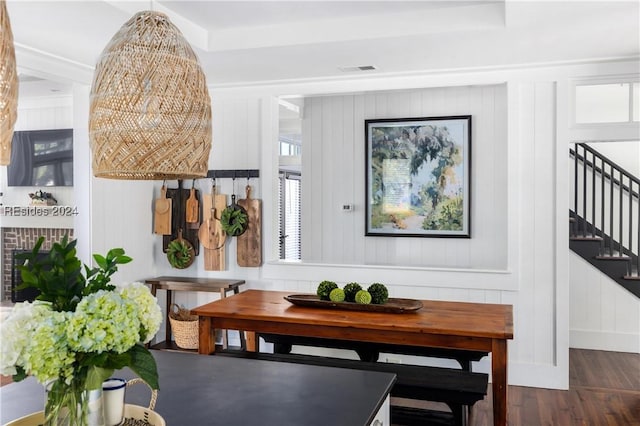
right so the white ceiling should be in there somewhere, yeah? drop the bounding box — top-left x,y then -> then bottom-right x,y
6,0 -> 640,95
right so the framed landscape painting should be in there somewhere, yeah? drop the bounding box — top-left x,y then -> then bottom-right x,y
365,115 -> 471,238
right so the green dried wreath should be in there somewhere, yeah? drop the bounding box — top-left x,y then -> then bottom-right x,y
220,207 -> 249,236
167,239 -> 194,269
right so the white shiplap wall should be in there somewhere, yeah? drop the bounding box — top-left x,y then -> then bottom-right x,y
150,97 -> 264,313
570,254 -> 640,353
301,86 -> 508,269
63,59 -> 638,389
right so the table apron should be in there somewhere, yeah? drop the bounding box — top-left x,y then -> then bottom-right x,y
209,317 -> 494,352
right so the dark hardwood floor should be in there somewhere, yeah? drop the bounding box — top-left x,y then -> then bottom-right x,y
2,348 -> 638,425
394,348 -> 639,426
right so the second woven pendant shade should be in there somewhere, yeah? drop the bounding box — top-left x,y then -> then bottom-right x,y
89,10 -> 211,180
0,0 -> 18,166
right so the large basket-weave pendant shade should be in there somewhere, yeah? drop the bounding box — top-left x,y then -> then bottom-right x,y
0,0 -> 18,166
89,11 -> 211,180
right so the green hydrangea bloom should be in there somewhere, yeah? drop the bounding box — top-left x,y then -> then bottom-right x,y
67,290 -> 140,354
25,309 -> 75,384
118,282 -> 163,344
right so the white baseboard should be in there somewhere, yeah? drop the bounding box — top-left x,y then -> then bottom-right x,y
508,362 -> 569,390
570,329 -> 640,353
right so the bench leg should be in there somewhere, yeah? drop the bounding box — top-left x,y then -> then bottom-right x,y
447,403 -> 468,426
456,357 -> 472,372
274,342 -> 293,354
355,348 -> 379,362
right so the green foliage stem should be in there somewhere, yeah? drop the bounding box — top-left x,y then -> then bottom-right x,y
16,235 -> 131,312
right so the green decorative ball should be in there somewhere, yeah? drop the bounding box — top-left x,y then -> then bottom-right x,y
343,282 -> 362,302
316,280 -> 338,300
329,288 -> 345,302
367,283 -> 389,305
355,290 -> 372,304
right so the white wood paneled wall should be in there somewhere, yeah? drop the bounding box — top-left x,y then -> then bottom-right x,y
570,253 -> 640,353
66,58 -> 638,388
302,85 -> 508,269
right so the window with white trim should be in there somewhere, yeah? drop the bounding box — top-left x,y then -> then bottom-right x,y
575,81 -> 639,124
278,171 -> 301,260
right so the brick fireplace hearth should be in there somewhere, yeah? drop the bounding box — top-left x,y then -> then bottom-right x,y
1,227 -> 74,301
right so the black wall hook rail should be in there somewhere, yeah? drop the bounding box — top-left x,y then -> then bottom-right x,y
206,169 -> 260,179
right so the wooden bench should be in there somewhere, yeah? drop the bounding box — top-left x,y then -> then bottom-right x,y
259,333 -> 488,370
217,350 -> 489,426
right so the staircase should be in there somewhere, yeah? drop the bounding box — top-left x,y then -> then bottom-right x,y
570,143 -> 639,298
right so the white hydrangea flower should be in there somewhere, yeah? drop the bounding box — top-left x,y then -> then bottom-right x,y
118,282 -> 162,344
0,302 -> 52,376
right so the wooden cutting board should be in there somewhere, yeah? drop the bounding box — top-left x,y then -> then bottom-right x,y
237,185 -> 262,267
198,193 -> 218,250
203,193 -> 227,271
153,185 -> 172,235
162,185 -> 200,255
185,187 -> 199,226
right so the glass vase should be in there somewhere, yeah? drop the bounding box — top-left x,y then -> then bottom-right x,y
45,377 -> 105,426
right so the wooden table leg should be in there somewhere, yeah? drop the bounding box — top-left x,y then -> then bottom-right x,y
491,339 -> 508,426
198,316 -> 216,355
165,289 -> 173,347
234,286 -> 247,350
219,288 -> 229,349
245,331 -> 257,352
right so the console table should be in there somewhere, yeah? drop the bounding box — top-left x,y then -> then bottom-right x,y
144,276 -> 245,350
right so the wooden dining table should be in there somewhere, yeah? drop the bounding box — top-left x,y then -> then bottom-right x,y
192,289 -> 514,426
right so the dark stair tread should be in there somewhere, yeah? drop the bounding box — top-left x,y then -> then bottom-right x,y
595,255 -> 631,261
570,235 -> 603,241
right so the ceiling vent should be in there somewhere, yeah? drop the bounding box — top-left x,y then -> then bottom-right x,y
338,65 -> 377,73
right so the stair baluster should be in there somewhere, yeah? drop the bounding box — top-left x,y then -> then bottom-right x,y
570,142 -> 639,297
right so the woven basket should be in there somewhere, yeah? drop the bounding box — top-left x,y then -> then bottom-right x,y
122,378 -> 165,426
88,10 -> 211,180
0,0 -> 19,166
4,379 -> 165,426
168,304 -> 198,349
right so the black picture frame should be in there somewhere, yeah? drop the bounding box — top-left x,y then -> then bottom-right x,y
365,115 -> 472,238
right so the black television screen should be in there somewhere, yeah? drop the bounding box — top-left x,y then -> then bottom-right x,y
7,129 -> 73,187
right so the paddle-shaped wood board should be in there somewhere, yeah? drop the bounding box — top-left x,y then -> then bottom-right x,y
203,194 -> 227,271
237,185 -> 262,267
186,187 -> 199,226
153,185 -> 172,235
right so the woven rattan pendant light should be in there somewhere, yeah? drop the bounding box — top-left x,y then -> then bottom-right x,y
89,10 -> 211,180
0,0 -> 18,166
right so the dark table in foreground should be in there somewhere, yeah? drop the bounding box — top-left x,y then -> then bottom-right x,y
0,350 -> 394,426
192,289 -> 514,426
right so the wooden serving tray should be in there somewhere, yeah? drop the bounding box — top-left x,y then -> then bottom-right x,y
284,294 -> 422,314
